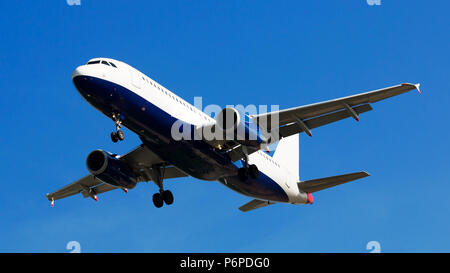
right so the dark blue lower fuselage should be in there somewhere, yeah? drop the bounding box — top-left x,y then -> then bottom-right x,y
73,75 -> 289,202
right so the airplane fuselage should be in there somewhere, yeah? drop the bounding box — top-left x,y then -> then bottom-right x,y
72,58 -> 309,204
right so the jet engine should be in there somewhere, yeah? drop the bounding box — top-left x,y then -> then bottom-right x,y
215,107 -> 267,148
86,150 -> 137,189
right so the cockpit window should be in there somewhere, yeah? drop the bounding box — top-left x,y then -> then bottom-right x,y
87,60 -> 117,68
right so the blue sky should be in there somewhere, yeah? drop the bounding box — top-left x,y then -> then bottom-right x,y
0,1 -> 448,252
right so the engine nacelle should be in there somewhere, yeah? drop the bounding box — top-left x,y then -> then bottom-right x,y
216,107 -> 266,148
86,150 -> 137,189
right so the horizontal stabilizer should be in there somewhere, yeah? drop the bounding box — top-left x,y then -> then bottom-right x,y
239,199 -> 275,212
298,171 -> 370,193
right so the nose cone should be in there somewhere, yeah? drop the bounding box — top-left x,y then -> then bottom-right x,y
72,65 -> 88,80
72,65 -> 96,99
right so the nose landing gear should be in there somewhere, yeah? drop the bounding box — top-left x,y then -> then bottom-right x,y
111,131 -> 124,143
110,113 -> 125,143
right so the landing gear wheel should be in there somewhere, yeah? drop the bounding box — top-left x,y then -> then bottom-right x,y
238,167 -> 249,181
152,193 -> 164,208
110,132 -> 118,143
162,190 -> 174,205
117,130 -> 125,141
249,164 -> 259,179
111,113 -> 124,143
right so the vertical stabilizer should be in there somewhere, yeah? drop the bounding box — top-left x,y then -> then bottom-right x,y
273,134 -> 299,180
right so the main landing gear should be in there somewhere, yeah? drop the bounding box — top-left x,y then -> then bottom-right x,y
152,190 -> 174,208
149,165 -> 174,208
237,151 -> 259,181
238,164 -> 259,181
110,113 -> 125,143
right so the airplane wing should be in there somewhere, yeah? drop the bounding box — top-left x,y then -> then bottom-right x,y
203,83 -> 420,162
239,199 -> 275,212
251,83 -> 421,140
45,144 -> 187,205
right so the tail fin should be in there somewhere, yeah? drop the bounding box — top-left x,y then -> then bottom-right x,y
273,134 -> 299,181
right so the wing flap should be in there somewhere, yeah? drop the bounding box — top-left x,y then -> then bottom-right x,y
298,171 -> 370,193
278,104 -> 372,138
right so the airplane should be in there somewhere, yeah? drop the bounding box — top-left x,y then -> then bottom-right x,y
46,57 -> 420,212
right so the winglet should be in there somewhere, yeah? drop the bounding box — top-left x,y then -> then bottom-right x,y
47,195 -> 54,207
401,83 -> 421,94
415,83 -> 421,94
46,193 -> 55,207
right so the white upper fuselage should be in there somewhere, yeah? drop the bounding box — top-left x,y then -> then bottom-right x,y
72,57 -> 308,204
